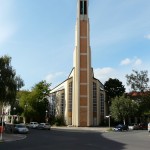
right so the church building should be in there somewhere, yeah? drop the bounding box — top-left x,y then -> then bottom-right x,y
50,0 -> 106,127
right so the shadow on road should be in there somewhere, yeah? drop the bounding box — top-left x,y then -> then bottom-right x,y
0,129 -> 126,150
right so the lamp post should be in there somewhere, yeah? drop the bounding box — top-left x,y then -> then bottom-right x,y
24,104 -> 28,124
106,115 -> 111,129
45,110 -> 48,123
0,104 -> 4,141
13,107 -> 16,124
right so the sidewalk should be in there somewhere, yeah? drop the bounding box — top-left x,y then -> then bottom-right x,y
0,133 -> 26,142
51,126 -> 110,132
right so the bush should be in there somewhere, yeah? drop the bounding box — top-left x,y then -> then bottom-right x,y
55,116 -> 65,126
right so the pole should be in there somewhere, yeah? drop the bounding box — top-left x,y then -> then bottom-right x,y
109,115 -> 110,129
0,104 -> 4,141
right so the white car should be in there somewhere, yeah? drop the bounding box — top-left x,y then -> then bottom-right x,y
13,124 -> 29,134
37,123 -> 51,130
27,122 -> 39,129
148,123 -> 150,132
128,123 -> 139,130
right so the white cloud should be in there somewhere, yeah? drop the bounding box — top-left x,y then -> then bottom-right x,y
45,72 -> 67,88
144,34 -> 150,39
120,57 -> 142,67
94,67 -> 115,84
134,58 -> 142,66
120,58 -> 131,65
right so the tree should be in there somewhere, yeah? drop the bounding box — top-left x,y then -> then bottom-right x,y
110,95 -> 139,125
0,55 -> 16,105
0,55 -> 24,105
31,80 -> 51,100
31,81 -> 51,122
15,75 -> 24,91
126,70 -> 149,92
18,80 -> 51,122
104,78 -> 125,103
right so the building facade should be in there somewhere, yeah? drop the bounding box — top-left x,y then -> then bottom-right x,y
50,0 -> 106,127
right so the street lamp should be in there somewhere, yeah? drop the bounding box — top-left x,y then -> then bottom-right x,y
106,115 -> 111,129
13,107 -> 16,124
45,110 -> 48,123
24,104 -> 28,124
0,105 -> 4,141
13,107 -> 16,114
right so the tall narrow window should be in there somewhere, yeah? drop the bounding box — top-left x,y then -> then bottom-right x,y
100,93 -> 104,116
93,82 -> 97,112
80,1 -> 84,15
61,93 -> 65,115
68,82 -> 72,112
84,1 -> 87,15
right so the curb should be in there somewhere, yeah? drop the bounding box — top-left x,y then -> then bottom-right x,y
1,134 -> 27,142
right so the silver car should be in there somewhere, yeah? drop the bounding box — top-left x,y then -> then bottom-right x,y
13,124 -> 29,134
37,123 -> 51,130
27,122 -> 39,129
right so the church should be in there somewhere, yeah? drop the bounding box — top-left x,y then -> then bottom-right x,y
50,0 -> 106,127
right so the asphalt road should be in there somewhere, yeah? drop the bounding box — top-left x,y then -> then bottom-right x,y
0,128 -> 149,150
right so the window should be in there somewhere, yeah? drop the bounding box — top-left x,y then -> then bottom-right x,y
100,93 -> 104,115
80,1 -> 84,15
68,82 -> 72,112
61,93 -> 65,115
80,1 -> 87,15
84,1 -> 87,14
93,82 -> 97,112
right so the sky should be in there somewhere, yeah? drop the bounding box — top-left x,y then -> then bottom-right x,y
0,0 -> 150,92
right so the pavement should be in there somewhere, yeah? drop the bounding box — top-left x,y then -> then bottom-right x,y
0,133 -> 27,142
52,126 -> 110,132
0,126 -> 110,143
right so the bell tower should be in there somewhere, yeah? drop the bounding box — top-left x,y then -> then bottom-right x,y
72,0 -> 92,127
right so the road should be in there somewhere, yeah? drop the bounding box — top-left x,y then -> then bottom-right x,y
0,128 -> 149,150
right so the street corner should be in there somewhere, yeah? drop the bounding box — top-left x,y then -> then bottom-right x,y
2,133 -> 27,142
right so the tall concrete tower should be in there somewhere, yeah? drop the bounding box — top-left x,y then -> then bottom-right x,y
50,0 -> 105,127
72,0 -> 92,127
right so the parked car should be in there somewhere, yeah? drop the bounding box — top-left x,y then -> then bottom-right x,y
37,123 -> 51,130
13,124 -> 29,134
27,122 -> 39,129
128,123 -> 139,130
114,124 -> 129,131
138,123 -> 147,130
148,122 -> 150,132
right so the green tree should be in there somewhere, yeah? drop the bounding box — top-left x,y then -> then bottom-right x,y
15,75 -> 24,91
18,81 -> 51,122
0,56 -> 17,105
0,55 -> 24,105
126,70 -> 149,92
104,78 -> 125,99
110,95 -> 139,125
31,81 -> 51,122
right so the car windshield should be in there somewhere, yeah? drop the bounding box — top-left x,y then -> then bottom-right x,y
117,124 -> 124,127
15,125 -> 26,128
45,123 -> 50,125
40,123 -> 45,125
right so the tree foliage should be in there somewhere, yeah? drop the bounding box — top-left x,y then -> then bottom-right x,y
0,55 -> 24,105
126,70 -> 149,92
110,95 -> 139,125
18,80 -> 51,122
104,78 -> 125,99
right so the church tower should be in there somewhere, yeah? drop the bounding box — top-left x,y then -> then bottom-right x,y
50,0 -> 106,127
72,0 -> 92,126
